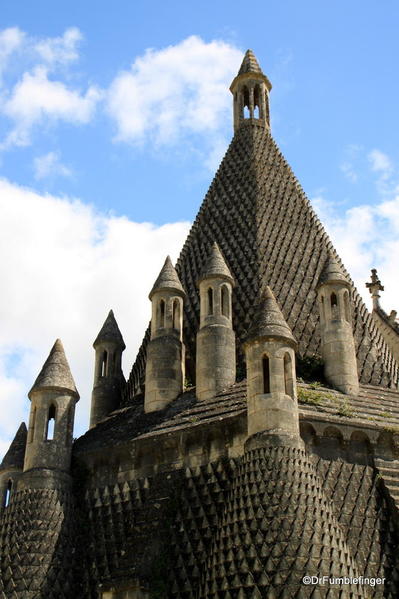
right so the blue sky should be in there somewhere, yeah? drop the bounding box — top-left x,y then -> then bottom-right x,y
1,0 -> 399,454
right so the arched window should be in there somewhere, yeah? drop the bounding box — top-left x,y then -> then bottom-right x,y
243,86 -> 250,118
262,356 -> 270,394
172,299 -> 180,330
28,406 -> 36,444
253,85 -> 260,118
284,353 -> 294,399
320,296 -> 325,323
207,288 -> 214,316
344,291 -> 350,322
46,404 -> 56,441
159,299 -> 166,328
4,480 -> 12,507
331,292 -> 338,319
221,285 -> 229,318
101,351 -> 108,377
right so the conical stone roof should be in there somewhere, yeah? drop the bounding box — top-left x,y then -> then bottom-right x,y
0,423 -> 27,472
238,49 -> 263,75
93,310 -> 125,349
245,286 -> 296,346
198,242 -> 233,284
149,256 -> 185,299
319,254 -> 350,286
127,111 -> 398,398
29,339 -> 79,398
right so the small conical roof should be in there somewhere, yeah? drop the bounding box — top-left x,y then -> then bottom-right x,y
198,242 -> 234,284
149,256 -> 185,299
93,310 -> 126,349
0,423 -> 27,472
29,339 -> 79,399
319,255 -> 349,286
238,49 -> 263,75
245,286 -> 296,345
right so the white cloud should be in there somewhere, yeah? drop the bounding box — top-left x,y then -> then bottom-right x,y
312,193 -> 399,315
107,36 -> 242,163
34,27 -> 82,66
368,148 -> 393,177
0,27 -> 25,79
33,151 -> 72,180
340,161 -> 358,183
1,66 -> 101,148
0,178 -> 190,452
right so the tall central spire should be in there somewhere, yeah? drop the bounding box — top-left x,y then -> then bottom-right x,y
230,49 -> 272,132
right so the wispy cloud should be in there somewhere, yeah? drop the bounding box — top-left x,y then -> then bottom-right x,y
33,151 -> 72,180
0,27 -> 25,81
34,27 -> 82,66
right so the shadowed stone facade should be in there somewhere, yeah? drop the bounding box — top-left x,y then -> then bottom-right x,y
1,49 -> 399,598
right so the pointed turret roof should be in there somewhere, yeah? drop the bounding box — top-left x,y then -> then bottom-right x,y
149,256 -> 185,299
198,242 -> 234,284
29,339 -> 79,399
127,55 -> 398,398
319,254 -> 349,286
245,286 -> 296,345
238,49 -> 263,75
0,423 -> 27,472
93,310 -> 126,349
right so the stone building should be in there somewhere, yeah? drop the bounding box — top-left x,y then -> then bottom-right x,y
1,50 -> 399,599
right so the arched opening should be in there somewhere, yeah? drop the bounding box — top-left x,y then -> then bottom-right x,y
320,295 -> 325,323
344,290 -> 350,322
221,285 -> 229,318
159,299 -> 165,328
262,356 -> 270,394
284,353 -> 294,398
172,299 -> 180,330
207,288 -> 214,316
254,85 -> 260,118
28,406 -> 36,443
331,292 -> 338,319
101,350 -> 108,377
46,404 -> 56,441
4,480 -> 12,507
242,86 -> 250,119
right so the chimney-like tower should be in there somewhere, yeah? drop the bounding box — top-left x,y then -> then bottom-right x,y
24,339 -> 79,473
0,423 -> 27,508
230,49 -> 272,133
144,256 -> 185,413
243,287 -> 299,442
196,243 -> 236,400
90,310 -> 126,428
317,256 -> 359,395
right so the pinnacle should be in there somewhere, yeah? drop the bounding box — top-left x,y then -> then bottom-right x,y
198,242 -> 234,283
149,255 -> 185,299
93,310 -> 126,349
319,254 -> 349,286
245,286 -> 296,345
238,49 -> 263,76
29,339 -> 79,399
0,423 -> 27,471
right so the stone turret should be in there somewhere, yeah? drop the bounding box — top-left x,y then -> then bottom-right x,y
144,256 -> 185,413
23,339 -> 79,473
90,310 -> 126,428
317,256 -> 359,395
230,49 -> 272,133
196,243 -> 236,400
0,423 -> 27,508
243,286 -> 299,442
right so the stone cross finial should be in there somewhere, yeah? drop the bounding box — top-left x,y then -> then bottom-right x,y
366,268 -> 384,310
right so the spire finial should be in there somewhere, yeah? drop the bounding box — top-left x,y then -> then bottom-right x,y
366,268 -> 384,310
230,50 -> 272,133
